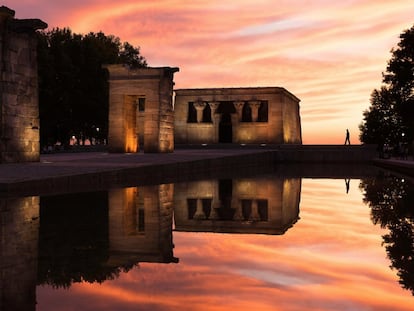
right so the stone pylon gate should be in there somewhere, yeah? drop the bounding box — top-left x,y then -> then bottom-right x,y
0,6 -> 47,163
105,65 -> 179,153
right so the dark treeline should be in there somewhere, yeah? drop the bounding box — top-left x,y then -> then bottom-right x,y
38,192 -> 136,288
360,24 -> 414,154
37,28 -> 147,149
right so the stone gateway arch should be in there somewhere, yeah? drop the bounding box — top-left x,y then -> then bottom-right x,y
105,65 -> 179,153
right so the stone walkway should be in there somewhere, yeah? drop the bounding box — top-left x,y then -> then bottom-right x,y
0,150 -> 243,182
0,149 -> 270,195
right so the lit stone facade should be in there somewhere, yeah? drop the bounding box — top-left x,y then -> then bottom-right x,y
174,177 -> 301,234
174,87 -> 302,144
0,6 -> 47,162
108,185 -> 177,264
105,65 -> 179,153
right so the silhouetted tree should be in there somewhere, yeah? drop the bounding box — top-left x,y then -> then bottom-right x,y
360,25 -> 414,146
360,87 -> 403,145
37,28 -> 147,148
37,191 -> 137,288
360,174 -> 414,294
383,27 -> 414,136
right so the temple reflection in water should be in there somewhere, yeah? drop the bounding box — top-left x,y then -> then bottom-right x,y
107,184 -> 177,266
174,177 -> 301,234
0,176 -> 301,310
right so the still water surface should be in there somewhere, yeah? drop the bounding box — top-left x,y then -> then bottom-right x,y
3,169 -> 414,310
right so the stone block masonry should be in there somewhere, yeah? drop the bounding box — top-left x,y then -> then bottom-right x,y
104,65 -> 179,153
0,6 -> 47,163
174,87 -> 302,145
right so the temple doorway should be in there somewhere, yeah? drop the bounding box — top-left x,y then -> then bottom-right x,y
219,113 -> 232,143
124,96 -> 139,153
217,102 -> 235,143
217,179 -> 235,220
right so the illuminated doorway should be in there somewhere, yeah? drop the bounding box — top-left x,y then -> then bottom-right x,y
124,95 -> 139,153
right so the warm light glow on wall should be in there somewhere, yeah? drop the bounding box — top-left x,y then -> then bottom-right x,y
125,135 -> 138,153
283,178 -> 292,195
124,96 -> 138,153
239,133 -> 252,142
123,187 -> 138,236
283,123 -> 292,143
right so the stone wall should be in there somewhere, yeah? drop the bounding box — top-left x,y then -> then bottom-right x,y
282,94 -> 302,143
105,65 -> 179,153
0,6 -> 46,163
174,87 -> 302,145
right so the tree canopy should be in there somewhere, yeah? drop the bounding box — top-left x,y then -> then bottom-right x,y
360,25 -> 414,146
37,28 -> 147,148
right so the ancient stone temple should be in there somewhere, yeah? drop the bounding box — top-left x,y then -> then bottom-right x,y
0,6 -> 47,162
174,87 -> 302,144
105,65 -> 179,153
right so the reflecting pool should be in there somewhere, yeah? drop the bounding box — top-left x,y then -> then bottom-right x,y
1,168 -> 414,311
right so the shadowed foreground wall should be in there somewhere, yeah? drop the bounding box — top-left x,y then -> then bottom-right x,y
0,6 -> 46,163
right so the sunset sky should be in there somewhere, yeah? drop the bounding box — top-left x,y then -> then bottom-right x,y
5,0 -> 414,143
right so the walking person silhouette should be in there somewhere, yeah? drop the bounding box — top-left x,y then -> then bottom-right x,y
344,129 -> 350,145
345,178 -> 350,193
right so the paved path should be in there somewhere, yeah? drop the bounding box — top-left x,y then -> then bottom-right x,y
0,149 -> 270,195
0,149 -> 266,183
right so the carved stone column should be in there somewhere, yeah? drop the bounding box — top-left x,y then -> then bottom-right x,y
249,100 -> 261,122
213,113 -> 221,143
233,101 -> 245,121
249,200 -> 260,221
231,197 -> 243,220
194,100 -> 206,123
209,198 -> 220,220
230,113 -> 239,125
193,199 -> 206,220
208,101 -> 220,124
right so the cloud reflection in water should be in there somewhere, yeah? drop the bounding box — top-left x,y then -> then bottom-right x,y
34,178 -> 414,311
